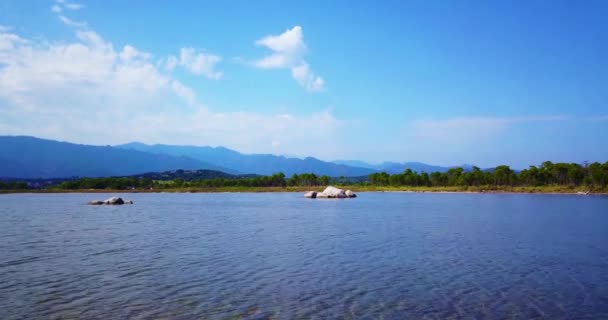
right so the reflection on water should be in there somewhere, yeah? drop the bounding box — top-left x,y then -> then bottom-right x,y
1,192 -> 608,319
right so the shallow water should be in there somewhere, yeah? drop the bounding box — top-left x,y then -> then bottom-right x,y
1,192 -> 608,319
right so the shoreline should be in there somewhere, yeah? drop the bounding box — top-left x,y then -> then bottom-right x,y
1,186 -> 606,195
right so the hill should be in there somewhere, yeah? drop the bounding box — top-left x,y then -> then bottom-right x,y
0,136 -> 229,179
333,160 -> 477,174
117,142 -> 377,177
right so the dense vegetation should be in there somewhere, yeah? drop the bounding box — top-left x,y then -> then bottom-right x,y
3,161 -> 607,193
367,161 -> 608,189
0,181 -> 28,190
54,172 -> 334,190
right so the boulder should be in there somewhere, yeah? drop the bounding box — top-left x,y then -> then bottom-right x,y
104,197 -> 125,205
304,191 -> 317,198
88,197 -> 133,205
322,186 -> 347,198
304,186 -> 356,199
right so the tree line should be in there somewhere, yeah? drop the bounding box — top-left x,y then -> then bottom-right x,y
0,181 -> 28,190
55,172 -> 334,190
11,161 -> 608,191
368,161 -> 608,188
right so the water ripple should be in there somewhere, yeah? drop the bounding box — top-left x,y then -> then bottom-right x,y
1,192 -> 608,319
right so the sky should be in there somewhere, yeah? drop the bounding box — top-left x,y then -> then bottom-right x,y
0,0 -> 607,168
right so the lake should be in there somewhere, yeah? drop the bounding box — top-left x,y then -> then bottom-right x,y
1,192 -> 608,319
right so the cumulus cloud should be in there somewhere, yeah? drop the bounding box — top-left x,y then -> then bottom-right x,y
255,25 -> 306,68
254,26 -> 325,92
292,63 -> 325,92
0,32 -> 26,50
120,44 -> 151,61
163,48 -> 223,80
0,28 -> 344,158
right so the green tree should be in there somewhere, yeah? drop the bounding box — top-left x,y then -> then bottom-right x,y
493,165 -> 515,186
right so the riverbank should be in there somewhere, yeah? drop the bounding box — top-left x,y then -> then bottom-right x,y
1,185 -> 606,194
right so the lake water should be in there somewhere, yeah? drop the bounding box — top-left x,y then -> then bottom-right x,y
1,192 -> 608,319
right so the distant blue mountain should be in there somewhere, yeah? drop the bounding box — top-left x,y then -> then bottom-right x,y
0,135 -> 482,179
0,136 -> 228,178
117,142 -> 377,177
331,160 -> 377,169
332,160 -> 479,174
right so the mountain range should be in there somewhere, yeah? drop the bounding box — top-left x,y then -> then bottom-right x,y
0,136 -> 472,179
116,142 -> 376,177
332,160 -> 476,174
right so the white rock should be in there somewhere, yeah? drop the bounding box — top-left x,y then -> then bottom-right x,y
316,192 -> 329,198
322,186 -> 345,198
305,186 -> 357,199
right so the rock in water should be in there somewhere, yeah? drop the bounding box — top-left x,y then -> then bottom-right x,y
303,186 -> 357,199
322,186 -> 347,198
104,197 -> 125,205
88,197 -> 132,205
304,191 -> 317,198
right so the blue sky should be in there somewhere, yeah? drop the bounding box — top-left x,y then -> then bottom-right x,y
0,0 -> 607,168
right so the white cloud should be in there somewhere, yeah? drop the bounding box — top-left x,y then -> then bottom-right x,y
63,2 -> 84,10
53,0 -> 83,11
255,25 -> 305,68
52,0 -> 85,28
291,63 -> 325,92
163,48 -> 223,79
0,32 -> 26,51
164,55 -> 178,71
178,47 -> 222,79
254,26 -> 325,92
0,25 -> 11,32
120,44 -> 151,61
171,80 -> 195,105
58,15 -> 87,28
255,25 -> 305,54
0,28 -> 345,158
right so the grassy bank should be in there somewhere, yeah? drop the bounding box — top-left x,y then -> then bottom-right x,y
1,185 -> 606,194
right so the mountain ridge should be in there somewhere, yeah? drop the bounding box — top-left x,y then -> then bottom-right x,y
0,136 -> 483,179
332,160 -> 479,174
116,142 -> 377,177
0,136 -> 229,179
